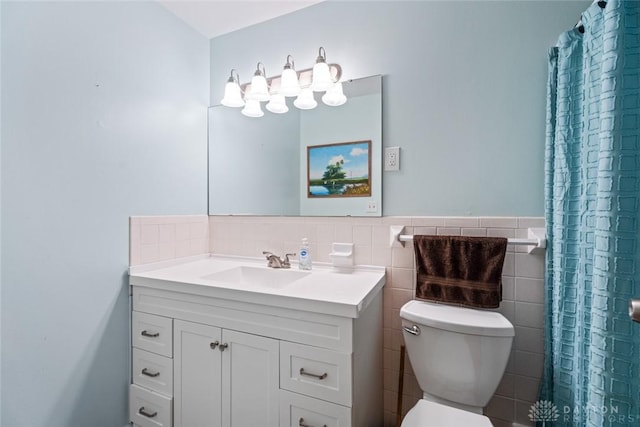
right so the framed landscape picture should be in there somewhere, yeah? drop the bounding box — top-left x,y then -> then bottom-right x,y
307,140 -> 372,198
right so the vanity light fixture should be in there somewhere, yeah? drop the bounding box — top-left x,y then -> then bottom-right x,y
220,69 -> 244,108
321,81 -> 347,107
247,62 -> 270,102
310,47 -> 333,92
241,98 -> 264,118
240,86 -> 262,117
221,47 -> 345,118
293,87 -> 318,110
279,55 -> 301,97
266,93 -> 289,114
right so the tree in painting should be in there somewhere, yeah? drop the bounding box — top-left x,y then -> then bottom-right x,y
322,159 -> 346,182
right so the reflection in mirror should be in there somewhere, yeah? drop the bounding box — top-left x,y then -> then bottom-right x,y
208,75 -> 382,216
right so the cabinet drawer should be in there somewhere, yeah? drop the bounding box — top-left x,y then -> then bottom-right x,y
280,342 -> 352,406
130,384 -> 172,427
280,390 -> 351,427
132,348 -> 173,397
133,311 -> 173,357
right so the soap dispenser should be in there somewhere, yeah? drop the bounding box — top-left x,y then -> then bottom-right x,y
299,238 -> 312,270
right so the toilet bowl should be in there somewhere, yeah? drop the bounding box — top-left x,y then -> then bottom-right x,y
400,300 -> 514,426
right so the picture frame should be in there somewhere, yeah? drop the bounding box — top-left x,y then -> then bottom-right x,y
307,140 -> 372,198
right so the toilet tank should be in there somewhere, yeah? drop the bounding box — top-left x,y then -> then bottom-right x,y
400,300 -> 514,409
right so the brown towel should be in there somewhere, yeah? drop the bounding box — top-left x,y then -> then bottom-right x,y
413,235 -> 508,309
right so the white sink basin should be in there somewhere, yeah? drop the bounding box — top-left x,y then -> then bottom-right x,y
202,266 -> 310,289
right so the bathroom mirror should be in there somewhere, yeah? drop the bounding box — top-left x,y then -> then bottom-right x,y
208,75 -> 382,216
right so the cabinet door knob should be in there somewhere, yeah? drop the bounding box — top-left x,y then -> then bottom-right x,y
299,417 -> 327,427
210,341 -> 219,350
219,343 -> 229,351
141,330 -> 160,338
138,407 -> 158,418
299,368 -> 327,380
141,368 -> 160,378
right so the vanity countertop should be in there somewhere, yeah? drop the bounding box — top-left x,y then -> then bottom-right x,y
129,254 -> 385,318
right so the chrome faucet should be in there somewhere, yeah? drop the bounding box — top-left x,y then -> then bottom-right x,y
262,251 -> 295,269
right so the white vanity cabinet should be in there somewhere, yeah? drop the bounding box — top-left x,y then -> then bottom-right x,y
173,320 -> 279,427
129,257 -> 385,427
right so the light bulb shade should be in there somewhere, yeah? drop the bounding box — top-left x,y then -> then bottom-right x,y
266,94 -> 289,114
241,99 -> 264,117
321,81 -> 347,107
293,88 -> 318,110
221,81 -> 245,107
279,68 -> 301,97
311,61 -> 333,92
248,74 -> 270,101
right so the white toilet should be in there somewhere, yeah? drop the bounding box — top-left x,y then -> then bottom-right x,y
400,300 -> 514,426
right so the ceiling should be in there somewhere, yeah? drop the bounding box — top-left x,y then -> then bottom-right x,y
159,0 -> 324,39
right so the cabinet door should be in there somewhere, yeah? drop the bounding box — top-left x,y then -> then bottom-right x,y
174,320 -> 222,427
221,329 -> 279,427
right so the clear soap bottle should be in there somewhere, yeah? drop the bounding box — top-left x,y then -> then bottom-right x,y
299,238 -> 312,270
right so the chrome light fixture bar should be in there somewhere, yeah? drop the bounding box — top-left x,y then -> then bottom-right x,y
220,47 -> 346,118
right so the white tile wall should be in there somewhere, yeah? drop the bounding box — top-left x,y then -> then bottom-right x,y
129,215 -> 209,266
128,214 -> 546,426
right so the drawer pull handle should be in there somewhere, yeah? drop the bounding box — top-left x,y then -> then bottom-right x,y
299,368 -> 328,380
299,417 -> 326,427
219,343 -> 229,351
141,368 -> 160,378
141,330 -> 159,338
210,341 -> 219,350
138,407 -> 158,418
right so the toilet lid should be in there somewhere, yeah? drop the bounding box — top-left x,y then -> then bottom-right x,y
401,400 -> 493,427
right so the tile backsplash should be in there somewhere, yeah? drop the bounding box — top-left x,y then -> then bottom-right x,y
129,215 -> 209,266
129,214 -> 545,427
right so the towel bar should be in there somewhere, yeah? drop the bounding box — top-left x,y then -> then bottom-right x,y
390,226 -> 547,254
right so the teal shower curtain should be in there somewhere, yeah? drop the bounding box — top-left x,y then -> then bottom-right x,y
542,0 -> 640,425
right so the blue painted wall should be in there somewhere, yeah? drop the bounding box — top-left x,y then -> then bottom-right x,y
209,105 -> 301,214
0,1 -> 3,418
210,1 -> 590,216
0,2 -> 208,426
0,1 -> 594,425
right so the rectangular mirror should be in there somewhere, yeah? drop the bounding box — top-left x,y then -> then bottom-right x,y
208,75 -> 382,216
